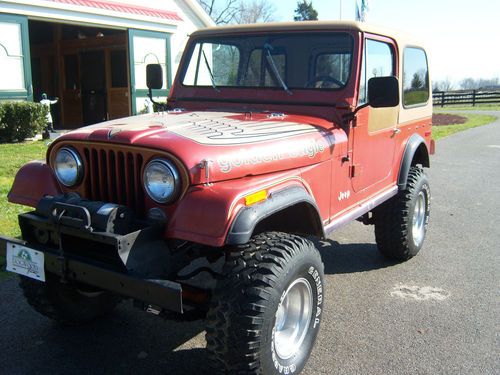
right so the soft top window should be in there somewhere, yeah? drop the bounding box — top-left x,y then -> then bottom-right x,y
403,47 -> 429,107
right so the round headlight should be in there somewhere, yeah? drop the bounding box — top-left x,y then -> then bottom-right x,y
143,159 -> 180,204
54,147 -> 83,186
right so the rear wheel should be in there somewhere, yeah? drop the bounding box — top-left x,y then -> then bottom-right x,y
19,274 -> 121,325
206,232 -> 324,374
374,166 -> 431,260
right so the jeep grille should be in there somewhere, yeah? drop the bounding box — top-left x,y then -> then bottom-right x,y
83,147 -> 145,214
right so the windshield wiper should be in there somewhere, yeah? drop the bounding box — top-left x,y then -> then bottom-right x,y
264,43 -> 292,96
202,50 -> 220,93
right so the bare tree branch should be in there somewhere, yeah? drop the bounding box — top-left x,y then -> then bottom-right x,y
197,0 -> 277,25
235,0 -> 277,24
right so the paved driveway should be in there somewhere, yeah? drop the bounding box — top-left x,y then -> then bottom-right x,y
0,113 -> 499,374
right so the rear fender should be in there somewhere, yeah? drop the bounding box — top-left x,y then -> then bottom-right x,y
398,134 -> 430,190
8,161 -> 61,207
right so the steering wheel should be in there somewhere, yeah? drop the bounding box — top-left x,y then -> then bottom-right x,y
306,75 -> 343,88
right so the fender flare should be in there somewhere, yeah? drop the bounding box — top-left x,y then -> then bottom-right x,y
8,161 -> 61,207
226,186 -> 324,245
398,134 -> 430,190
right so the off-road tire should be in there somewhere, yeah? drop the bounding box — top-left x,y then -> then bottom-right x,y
206,232 -> 324,374
19,274 -> 121,326
373,166 -> 430,260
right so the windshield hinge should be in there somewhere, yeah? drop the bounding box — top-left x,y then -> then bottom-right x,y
199,159 -> 213,186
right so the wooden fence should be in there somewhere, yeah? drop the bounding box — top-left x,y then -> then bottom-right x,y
433,90 -> 500,107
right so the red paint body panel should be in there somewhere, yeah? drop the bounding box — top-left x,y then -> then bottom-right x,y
8,161 -> 62,207
50,111 -> 336,185
167,171 -> 315,246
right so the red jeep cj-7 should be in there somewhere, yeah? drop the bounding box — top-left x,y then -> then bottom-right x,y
1,21 -> 433,374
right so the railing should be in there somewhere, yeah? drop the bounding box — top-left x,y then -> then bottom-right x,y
433,90 -> 500,107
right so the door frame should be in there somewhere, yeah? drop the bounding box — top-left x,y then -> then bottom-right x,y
127,29 -> 171,114
350,34 -> 400,193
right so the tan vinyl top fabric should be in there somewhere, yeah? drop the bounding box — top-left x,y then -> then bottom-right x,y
190,21 -> 422,46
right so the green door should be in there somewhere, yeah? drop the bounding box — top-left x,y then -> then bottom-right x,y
0,14 -> 32,101
128,29 -> 171,114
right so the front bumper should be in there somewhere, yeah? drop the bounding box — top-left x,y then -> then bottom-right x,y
0,212 -> 183,313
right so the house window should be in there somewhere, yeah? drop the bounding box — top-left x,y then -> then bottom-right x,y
132,35 -> 167,90
0,22 -> 25,91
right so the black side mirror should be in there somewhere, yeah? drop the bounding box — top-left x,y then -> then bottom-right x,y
146,64 -> 163,90
368,76 -> 399,108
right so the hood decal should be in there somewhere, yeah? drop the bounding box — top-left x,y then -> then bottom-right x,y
166,112 -> 318,145
217,139 -> 326,173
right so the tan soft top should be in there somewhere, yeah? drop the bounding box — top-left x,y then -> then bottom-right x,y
190,20 -> 424,48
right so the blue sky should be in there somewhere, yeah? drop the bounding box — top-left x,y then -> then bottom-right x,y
271,0 -> 500,85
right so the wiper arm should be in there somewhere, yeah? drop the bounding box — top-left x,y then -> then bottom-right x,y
202,50 -> 220,93
264,44 -> 292,96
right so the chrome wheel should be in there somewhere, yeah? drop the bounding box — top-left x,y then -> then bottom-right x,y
273,277 -> 313,360
412,191 -> 426,247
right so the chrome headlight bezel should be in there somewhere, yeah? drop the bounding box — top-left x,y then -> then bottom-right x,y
143,158 -> 181,204
54,147 -> 84,187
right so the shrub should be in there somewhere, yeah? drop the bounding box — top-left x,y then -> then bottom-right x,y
0,101 -> 48,142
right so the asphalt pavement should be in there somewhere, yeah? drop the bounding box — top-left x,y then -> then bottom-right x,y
0,112 -> 499,375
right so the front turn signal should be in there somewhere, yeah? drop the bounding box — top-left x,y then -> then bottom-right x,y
245,190 -> 268,206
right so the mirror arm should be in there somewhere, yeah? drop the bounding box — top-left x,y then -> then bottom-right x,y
147,88 -> 168,111
352,102 -> 370,116
148,88 -> 160,106
341,102 -> 370,126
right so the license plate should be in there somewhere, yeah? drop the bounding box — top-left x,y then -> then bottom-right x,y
6,242 -> 46,282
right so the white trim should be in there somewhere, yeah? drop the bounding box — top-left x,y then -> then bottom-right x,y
180,0 -> 215,27
0,0 -> 180,32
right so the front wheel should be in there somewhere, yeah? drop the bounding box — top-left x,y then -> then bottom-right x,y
206,232 -> 324,374
373,166 -> 431,260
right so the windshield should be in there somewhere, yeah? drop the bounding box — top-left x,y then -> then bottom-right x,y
181,33 -> 353,91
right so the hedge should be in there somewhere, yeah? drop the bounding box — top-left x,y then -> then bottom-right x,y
0,101 -> 48,142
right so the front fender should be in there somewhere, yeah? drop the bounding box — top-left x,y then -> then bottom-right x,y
8,161 -> 62,207
165,171 -> 317,247
226,185 -> 323,245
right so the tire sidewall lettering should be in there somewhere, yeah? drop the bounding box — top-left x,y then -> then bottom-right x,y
270,263 -> 324,374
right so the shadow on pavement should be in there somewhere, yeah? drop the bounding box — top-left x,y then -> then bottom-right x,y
0,282 -> 209,375
312,238 -> 398,274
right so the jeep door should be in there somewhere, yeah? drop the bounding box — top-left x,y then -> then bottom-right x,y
351,36 -> 399,193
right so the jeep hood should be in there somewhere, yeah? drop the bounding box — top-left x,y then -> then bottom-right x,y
55,111 -> 335,185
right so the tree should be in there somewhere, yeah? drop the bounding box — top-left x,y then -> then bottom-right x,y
432,78 -> 453,92
235,0 -> 276,24
411,72 -> 423,90
198,0 -> 276,24
198,0 -> 240,24
294,0 -> 318,21
459,77 -> 476,90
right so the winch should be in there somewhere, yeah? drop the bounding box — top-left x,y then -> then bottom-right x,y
36,193 -> 134,235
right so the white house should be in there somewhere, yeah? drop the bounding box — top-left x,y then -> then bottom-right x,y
0,0 -> 214,128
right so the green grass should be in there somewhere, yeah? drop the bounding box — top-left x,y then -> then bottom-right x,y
432,113 -> 497,140
404,91 -> 430,106
434,104 -> 500,111
0,140 -> 48,281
